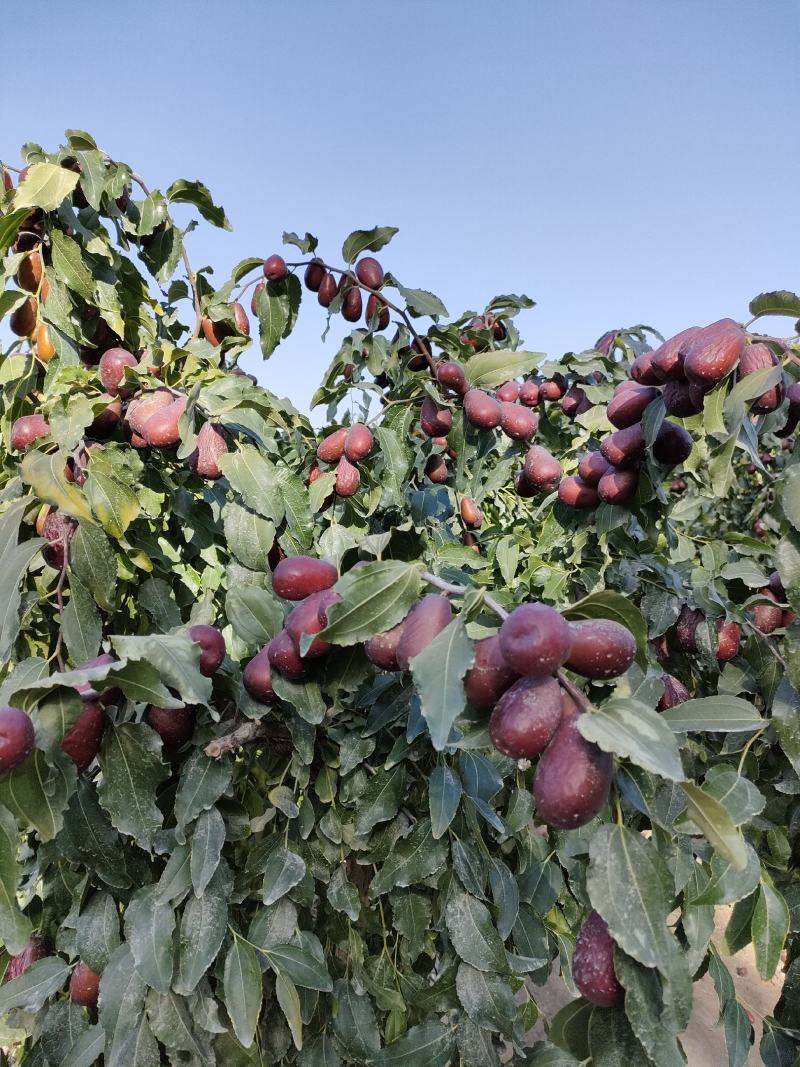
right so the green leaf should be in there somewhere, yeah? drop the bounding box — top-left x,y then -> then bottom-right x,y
0,208 -> 30,251
50,229 -> 95,300
332,979 -> 381,1060
262,846 -> 306,905
489,859 -> 519,940
223,938 -> 263,1048
70,523 -> 117,611
374,1023 -> 454,1067
167,179 -> 231,229
686,844 -> 761,907
299,1035 -> 342,1066
98,944 -> 148,1063
576,698 -> 684,780
781,465 -> 800,533
20,449 -> 95,523
76,891 -> 120,974
429,765 -> 462,838
614,953 -> 685,1067
661,696 -> 763,733
62,576 -> 102,664
370,818 -> 449,897
753,876 -> 789,980
354,765 -> 406,835
223,502 -> 275,572
40,1001 -> 91,1067
218,445 -> 285,525
394,282 -> 448,319
226,585 -> 284,649
0,749 -> 76,842
391,893 -> 431,962
265,944 -> 333,991
320,561 -> 421,646
563,591 -> 648,668
276,970 -> 303,1050
524,1046 -> 581,1066
56,779 -> 129,889
111,632 -> 212,706
749,290 -> 800,318
588,1006 -> 653,1066
702,765 -> 765,826
342,226 -> 399,263
14,162 -> 79,211
97,723 -> 169,849
0,956 -> 71,1013
444,890 -> 508,972
455,963 -> 516,1034
85,469 -> 140,537
465,349 -> 543,390
124,885 -> 175,993
681,781 -> 747,870
0,804 -> 32,953
255,281 -> 288,359
191,806 -> 226,896
61,1025 -> 106,1067
174,864 -> 230,995
327,866 -> 360,921
411,619 -> 473,750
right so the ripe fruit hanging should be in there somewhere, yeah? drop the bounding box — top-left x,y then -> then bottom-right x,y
557,475 -> 599,508
649,326 -> 701,381
489,675 -> 562,759
318,272 -> 338,308
657,674 -> 690,712
98,347 -> 138,397
630,350 -> 661,385
0,707 -> 35,773
42,510 -> 76,569
436,360 -> 468,396
652,421 -> 693,466
499,402 -> 538,441
10,296 -> 37,336
304,259 -> 325,291
126,388 -> 173,438
663,380 -> 703,418
272,556 -> 337,601
519,380 -> 540,406
607,383 -> 658,429
6,936 -> 50,980
243,647 -> 276,704
499,603 -> 572,677
16,250 -> 43,293
460,497 -> 482,528
268,630 -> 307,680
560,385 -> 591,418
396,596 -> 453,669
286,589 -> 340,658
264,254 -> 288,282
10,414 -> 49,450
61,701 -> 105,771
597,466 -> 639,506
344,423 -> 373,462
740,342 -> 784,414
69,962 -> 100,1007
335,456 -> 360,495
533,712 -> 613,828
565,619 -> 636,679
342,286 -> 363,322
364,619 -> 406,671
462,635 -> 518,709
521,446 -> 562,492
355,257 -> 384,289
716,620 -> 741,661
36,323 -> 55,362
425,454 -> 448,483
496,381 -> 521,403
600,423 -> 645,467
317,427 -> 348,463
188,422 -> 229,479
142,395 -> 187,448
189,624 -> 226,676
366,294 -> 390,330
682,318 -> 744,386
420,396 -> 452,438
572,911 -> 623,1007
577,452 -> 610,487
464,390 -> 500,430
145,705 -> 196,752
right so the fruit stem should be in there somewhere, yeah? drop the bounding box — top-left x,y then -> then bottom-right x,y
556,670 -> 593,711
419,570 -> 509,620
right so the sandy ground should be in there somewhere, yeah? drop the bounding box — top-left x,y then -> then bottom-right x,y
528,906 -> 784,1065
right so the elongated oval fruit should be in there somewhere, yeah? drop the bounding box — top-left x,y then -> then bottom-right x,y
558,475 -> 599,508
652,421 -> 693,466
682,318 -> 744,387
263,254 -> 288,282
460,497 -> 482,528
499,603 -> 571,677
522,445 -> 561,492
272,556 -> 337,601
342,286 -> 363,322
16,250 -> 43,293
36,323 -> 55,362
561,385 -> 591,418
70,961 -> 100,1007
99,346 -> 138,397
10,296 -> 37,337
355,257 -> 384,289
145,705 -> 196,752
597,466 -> 639,506
420,396 -> 452,438
188,422 -> 228,479
464,389 -> 501,430
286,589 -> 340,658
607,383 -> 659,428
189,624 -> 226,676
676,605 -> 702,653
779,382 -> 800,435
424,454 -> 447,483
500,402 -> 538,441
496,381 -> 520,403
463,634 -> 518,709
490,675 -> 562,758
656,673 -> 690,712
335,455 -> 360,495
565,619 -> 636,679
751,589 -> 783,634
716,620 -> 741,661
600,423 -> 645,467
364,619 -> 406,671
318,271 -> 338,308
365,294 -> 390,330
232,302 -> 249,335
10,414 -> 49,450
243,646 -> 276,703
317,426 -> 348,463
126,388 -> 173,436
42,509 -> 76,570
61,701 -> 105,771
533,712 -> 613,829
142,395 -> 187,448
519,379 -> 540,406
740,342 -> 784,414
396,595 -> 453,670
344,423 -> 373,462
649,326 -> 701,381
540,379 -> 564,401
0,707 -> 34,773
7,936 -> 51,980
768,571 -> 786,601
436,360 -> 468,395
304,258 -> 325,292
74,653 -> 122,706
577,452 -> 610,487
662,380 -> 702,417
630,350 -> 661,385
251,281 -> 265,314
268,630 -> 306,680
89,395 -> 122,439
572,911 -> 623,1007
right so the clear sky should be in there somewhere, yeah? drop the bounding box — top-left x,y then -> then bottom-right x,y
3,1 -> 798,418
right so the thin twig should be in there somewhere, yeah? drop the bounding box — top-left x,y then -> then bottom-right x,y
52,552 -> 70,671
205,720 -> 268,758
556,669 -> 592,711
419,570 -> 509,620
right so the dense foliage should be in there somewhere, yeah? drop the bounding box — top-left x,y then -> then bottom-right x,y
0,130 -> 799,1066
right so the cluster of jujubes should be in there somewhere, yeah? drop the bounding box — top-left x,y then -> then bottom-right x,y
310,422 -> 374,499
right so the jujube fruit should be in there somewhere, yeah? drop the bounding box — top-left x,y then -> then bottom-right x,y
286,589 -> 340,658
355,257 -> 384,289
243,647 -> 276,704
499,603 -> 572,677
69,961 -> 100,1007
42,510 -> 76,570
98,347 -> 137,397
6,936 -> 50,980
364,619 -> 406,671
462,634 -> 518,709
751,589 -> 783,634
189,624 -> 226,676
304,259 -> 325,292
560,385 -> 591,418
436,360 -> 468,395
89,396 -> 122,439
424,454 -> 448,483
335,456 -> 360,495
657,674 -> 690,712
272,555 -> 337,601
682,317 -> 744,387
145,705 -> 196,752
577,452 -> 610,487
342,286 -> 363,322
607,383 -> 658,429
142,395 -> 187,448
16,250 -> 43,293
740,342 -> 784,414
464,389 -> 500,430
519,380 -> 540,406
597,466 -> 639,506
716,620 -> 741,660
489,675 -> 562,758
365,294 -> 390,330
267,630 -> 306,680
499,402 -> 538,441
318,272 -> 338,308
420,396 -> 452,438
460,497 -> 482,528
676,606 -> 702,653
767,571 -> 786,601
630,350 -> 661,385
188,422 -> 229,479
36,323 -> 55,362
652,421 -> 693,466
61,701 -> 105,771
663,380 -> 703,418
572,911 -> 623,1007
522,446 -> 561,492
565,619 -> 636,679
557,475 -> 599,508
317,427 -> 348,463
263,254 -> 288,281
126,388 -> 173,437
0,707 -> 35,773
649,326 -> 701,381
539,379 -> 564,401
344,423 -> 373,462
395,595 -> 453,669
10,296 -> 37,337
600,423 -> 645,467
10,414 -> 49,450
74,653 -> 122,706
533,712 -> 613,828
496,381 -> 520,403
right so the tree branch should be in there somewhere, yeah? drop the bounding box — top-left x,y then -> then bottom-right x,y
419,570 -> 509,620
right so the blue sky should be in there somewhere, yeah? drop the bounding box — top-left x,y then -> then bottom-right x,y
3,1 -> 798,416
